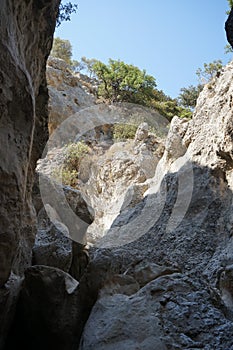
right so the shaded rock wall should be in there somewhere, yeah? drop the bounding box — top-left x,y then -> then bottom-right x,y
0,0 -> 60,347
79,19 -> 233,350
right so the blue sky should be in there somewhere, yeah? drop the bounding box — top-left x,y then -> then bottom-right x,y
56,0 -> 232,98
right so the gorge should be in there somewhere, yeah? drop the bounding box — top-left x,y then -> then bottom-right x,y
1,1 -> 233,349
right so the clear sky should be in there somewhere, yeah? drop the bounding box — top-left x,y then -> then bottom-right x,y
55,0 -> 232,98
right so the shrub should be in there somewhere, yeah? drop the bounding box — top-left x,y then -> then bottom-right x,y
64,141 -> 90,170
113,123 -> 138,141
52,167 -> 79,187
52,141 -> 90,187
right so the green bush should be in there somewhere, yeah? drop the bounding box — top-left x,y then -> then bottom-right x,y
52,167 -> 79,187
64,141 -> 90,171
113,123 -> 138,141
52,141 -> 90,187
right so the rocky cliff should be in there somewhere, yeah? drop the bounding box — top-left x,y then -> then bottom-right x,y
46,57 -> 96,134
1,4 -> 233,350
77,60 -> 233,349
34,53 -> 233,349
0,0 -> 60,348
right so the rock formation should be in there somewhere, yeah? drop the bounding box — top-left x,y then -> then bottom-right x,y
79,59 -> 233,349
0,0 -> 60,347
46,57 -> 96,134
1,4 -> 233,350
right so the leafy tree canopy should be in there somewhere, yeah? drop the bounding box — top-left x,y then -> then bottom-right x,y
50,37 -> 73,64
79,57 -> 98,77
178,84 -> 203,109
49,39 -> 192,121
92,59 -> 157,105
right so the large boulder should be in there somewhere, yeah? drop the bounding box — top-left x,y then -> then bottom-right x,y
80,273 -> 233,350
7,265 -> 80,350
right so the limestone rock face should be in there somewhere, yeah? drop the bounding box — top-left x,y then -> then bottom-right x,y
80,273 -> 233,350
80,62 -> 233,348
33,207 -> 73,273
82,126 -> 164,243
47,57 -> 96,134
0,0 -> 59,346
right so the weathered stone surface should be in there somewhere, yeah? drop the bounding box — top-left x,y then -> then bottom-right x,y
33,174 -> 94,279
2,10 -> 233,349
47,57 -> 96,134
0,273 -> 22,349
0,0 -> 59,347
79,59 -> 233,349
7,265 -> 80,350
35,173 -> 94,242
82,128 -> 165,243
0,0 -> 59,286
131,260 -> 179,287
81,272 -> 233,350
99,274 -> 140,297
33,207 -> 73,273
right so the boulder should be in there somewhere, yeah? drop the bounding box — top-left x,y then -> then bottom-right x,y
7,265 -> 80,350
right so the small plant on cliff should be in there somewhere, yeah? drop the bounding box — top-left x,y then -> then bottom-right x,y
196,60 -> 223,84
64,141 -> 90,170
52,141 -> 90,187
52,167 -> 79,187
113,123 -> 138,141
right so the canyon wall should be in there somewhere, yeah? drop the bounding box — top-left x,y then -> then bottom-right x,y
0,0 -> 60,347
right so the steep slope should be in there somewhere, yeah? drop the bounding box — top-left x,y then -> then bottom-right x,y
79,39 -> 233,350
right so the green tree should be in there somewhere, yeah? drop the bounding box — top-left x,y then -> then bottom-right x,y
153,99 -> 192,121
57,2 -> 78,27
196,60 -> 223,84
51,37 -> 73,64
178,84 -> 203,109
80,57 -> 98,77
71,59 -> 85,73
92,59 -> 156,105
149,90 -> 192,120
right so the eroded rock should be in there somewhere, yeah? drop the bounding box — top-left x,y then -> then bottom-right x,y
0,0 -> 59,346
7,266 -> 80,350
47,57 -> 96,134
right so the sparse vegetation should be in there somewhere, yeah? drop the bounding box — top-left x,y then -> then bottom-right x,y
52,141 -> 90,187
113,124 -> 138,141
196,60 -> 223,84
52,167 -> 79,187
